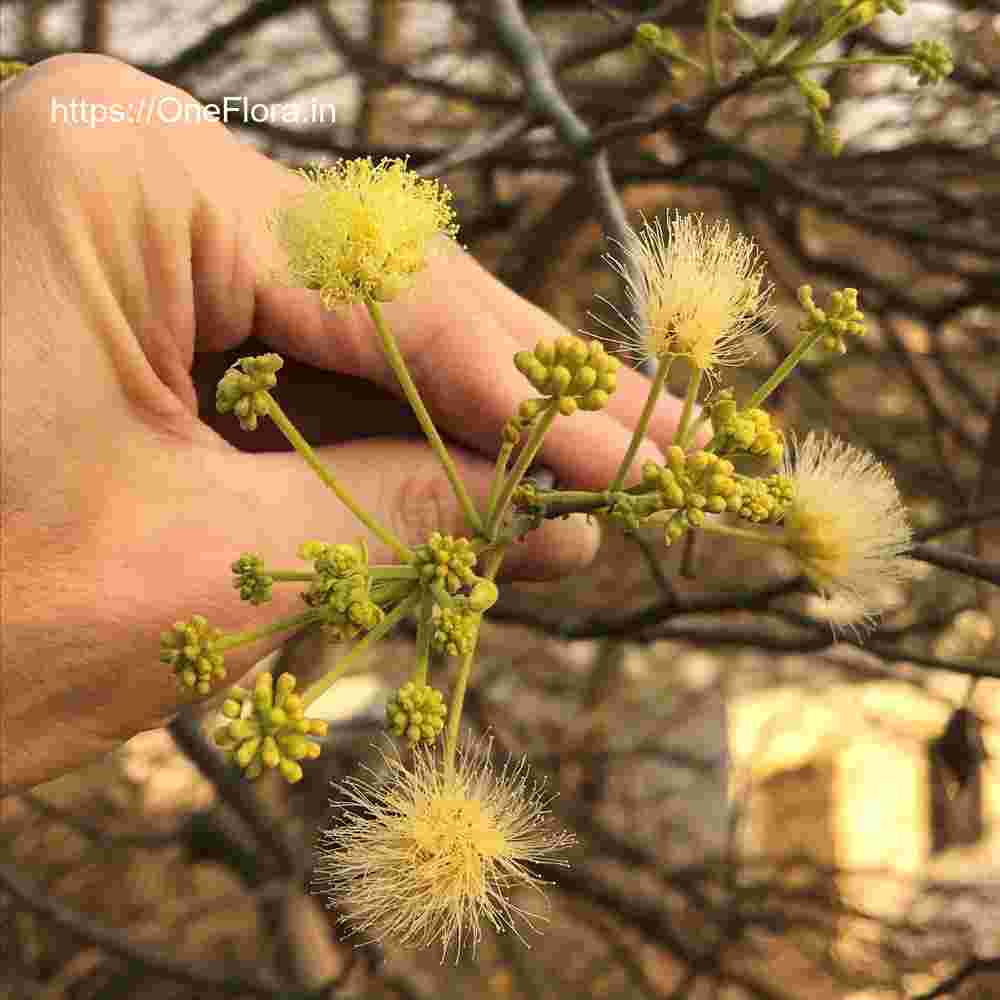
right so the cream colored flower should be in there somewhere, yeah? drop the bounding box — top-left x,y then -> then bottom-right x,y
781,432 -> 916,624
600,212 -> 773,375
272,157 -> 458,306
313,736 -> 574,961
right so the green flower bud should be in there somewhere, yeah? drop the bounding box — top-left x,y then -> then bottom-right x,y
519,399 -> 543,422
219,672 -> 325,783
216,354 -> 283,431
386,682 -> 447,745
908,39 -> 953,86
468,579 -> 499,612
160,615 -> 227,696
547,366 -> 573,396
579,388 -> 610,411
558,396 -> 578,416
570,366 -> 597,393
533,339 -> 555,366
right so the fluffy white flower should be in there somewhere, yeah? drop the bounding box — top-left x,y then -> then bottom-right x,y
313,737 -> 574,961
782,432 -> 916,624
599,212 -> 773,376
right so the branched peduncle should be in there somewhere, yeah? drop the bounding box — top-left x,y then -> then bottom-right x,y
486,399 -> 560,540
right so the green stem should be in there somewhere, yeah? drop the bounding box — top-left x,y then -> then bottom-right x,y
706,0 -> 722,86
443,547 -> 505,775
762,0 -> 806,65
264,394 -> 412,563
370,565 -> 420,581
265,571 -> 315,583
299,591 -> 421,709
780,3 -> 863,68
609,356 -> 673,493
486,439 -> 517,527
366,300 -> 484,535
803,56 -> 912,70
413,591 -> 434,688
674,367 -> 703,449
699,518 -> 780,546
486,400 -> 560,540
703,326 -> 825,455
216,610 -> 320,652
745,326 -> 825,411
722,16 -> 766,66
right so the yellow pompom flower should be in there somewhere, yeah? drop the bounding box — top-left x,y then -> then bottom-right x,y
313,737 -> 574,961
602,212 -> 773,377
272,157 -> 458,306
781,432 -> 917,624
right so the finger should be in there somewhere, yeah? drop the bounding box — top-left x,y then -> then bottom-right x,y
249,247 -> 669,491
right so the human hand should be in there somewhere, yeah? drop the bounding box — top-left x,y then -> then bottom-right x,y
1,55 -> 683,791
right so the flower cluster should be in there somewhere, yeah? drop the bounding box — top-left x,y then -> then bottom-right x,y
413,533 -> 478,595
214,672 -> 327,783
271,157 -> 458,305
231,553 -> 273,606
797,285 -> 866,356
710,390 -> 784,464
216,353 -> 283,431
313,738 -> 574,961
299,540 -> 384,641
780,433 -> 916,621
603,213 -> 773,378
386,681 -> 447,745
513,335 -> 621,415
908,40 -> 954,86
160,615 -> 226,695
158,126 -> 930,963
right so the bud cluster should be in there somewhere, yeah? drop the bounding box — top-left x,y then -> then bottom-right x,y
386,681 -> 447,745
798,286 -> 865,355
214,672 -> 327,783
413,532 -> 478,595
231,553 -> 273,605
299,541 -> 384,641
514,336 -> 621,416
215,354 -> 283,431
736,473 -> 794,524
908,40 -> 953,86
710,391 -> 784,464
430,604 -> 478,657
160,615 -> 226,695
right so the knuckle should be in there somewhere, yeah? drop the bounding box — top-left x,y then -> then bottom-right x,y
390,459 -> 465,548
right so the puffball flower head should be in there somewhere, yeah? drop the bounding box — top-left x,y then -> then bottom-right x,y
603,212 -> 773,376
781,432 -> 916,624
313,737 -> 574,962
272,157 -> 458,306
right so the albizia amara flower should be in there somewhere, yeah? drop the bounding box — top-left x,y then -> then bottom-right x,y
601,212 -> 773,375
272,157 -> 458,306
781,432 -> 917,623
313,737 -> 574,961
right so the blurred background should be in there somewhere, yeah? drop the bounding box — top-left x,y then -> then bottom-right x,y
1,2 -> 999,998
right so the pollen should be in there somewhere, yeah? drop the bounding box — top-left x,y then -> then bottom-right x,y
600,212 -> 773,376
781,432 -> 917,626
272,157 -> 458,306
313,736 -> 574,961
